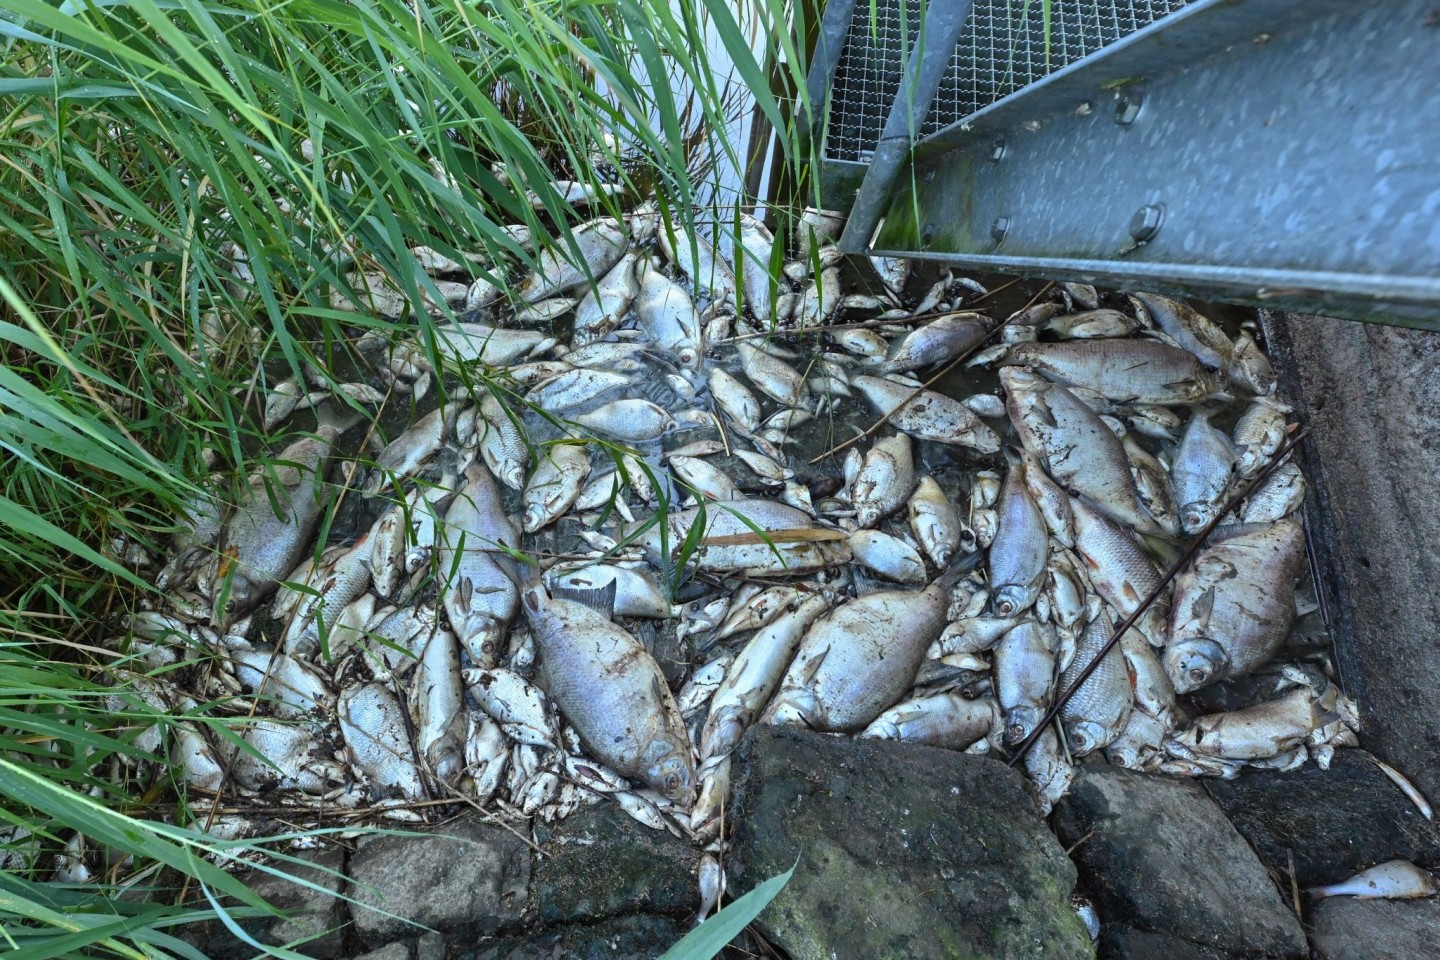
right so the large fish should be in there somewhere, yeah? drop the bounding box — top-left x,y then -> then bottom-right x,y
438,463 -> 519,666
1003,339 -> 1221,405
1002,368 -> 1161,534
522,584 -> 695,802
1164,519 -> 1306,693
211,408 -> 351,626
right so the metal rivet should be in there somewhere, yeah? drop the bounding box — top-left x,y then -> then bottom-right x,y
990,217 -> 1011,244
1130,203 -> 1165,242
989,138 -> 1006,162
1115,91 -> 1144,126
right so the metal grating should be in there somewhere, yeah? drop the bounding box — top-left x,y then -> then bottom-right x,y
824,0 -> 1192,163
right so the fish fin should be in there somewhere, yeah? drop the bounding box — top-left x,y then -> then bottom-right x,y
934,550 -> 984,588
551,576 -> 618,619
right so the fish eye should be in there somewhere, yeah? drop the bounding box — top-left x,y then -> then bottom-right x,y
1189,668 -> 1207,684
664,773 -> 680,792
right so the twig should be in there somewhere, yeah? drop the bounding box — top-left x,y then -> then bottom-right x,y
807,282 -> 1054,465
1007,425 -> 1312,766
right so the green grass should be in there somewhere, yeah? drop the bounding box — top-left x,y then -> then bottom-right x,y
0,0 -> 816,955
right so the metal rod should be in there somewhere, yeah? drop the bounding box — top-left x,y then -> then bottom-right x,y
836,0 -> 976,253
1007,425 -> 1312,766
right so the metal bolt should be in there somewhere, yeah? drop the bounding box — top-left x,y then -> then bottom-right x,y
1129,203 -> 1166,242
990,217 -> 1011,244
989,138 -> 1006,162
1115,91 -> 1144,126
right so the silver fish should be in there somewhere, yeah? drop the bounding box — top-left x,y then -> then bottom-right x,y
737,215 -> 778,322
635,261 -> 703,369
1024,726 -> 1075,816
572,250 -> 642,345
1232,397 -> 1291,478
908,475 -> 963,568
439,463 -> 520,665
765,578 -> 953,732
527,368 -> 630,414
519,218 -> 629,302
1002,368 -> 1160,534
1228,330 -> 1277,396
339,682 -> 426,799
1129,292 -> 1234,370
702,592 -> 831,761
989,461 -> 1050,617
464,667 -> 555,747
848,529 -> 927,584
409,626 -> 465,783
571,399 -> 677,442
1004,339 -> 1220,405
1058,610 -> 1133,757
1164,519 -> 1306,692
880,312 -> 991,374
1241,459 -> 1306,523
994,620 -> 1059,746
1046,309 -> 1140,340
522,443 -> 592,533
852,433 -> 916,528
660,222 -> 737,307
737,342 -> 808,407
213,413 -> 348,625
629,499 -> 846,576
1071,498 -> 1167,647
522,586 -> 695,802
1172,412 -> 1236,534
861,693 -> 1000,751
853,376 -> 1001,452
709,368 -> 762,432
1307,860 -> 1439,901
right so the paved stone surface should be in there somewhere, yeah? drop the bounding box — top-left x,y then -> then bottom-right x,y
347,815 -> 531,945
1207,748 -> 1440,887
460,915 -> 683,959
1261,312 -> 1440,806
1054,765 -> 1306,958
530,802 -> 698,924
198,844 -> 348,959
727,726 -> 1093,960
1309,895 -> 1440,960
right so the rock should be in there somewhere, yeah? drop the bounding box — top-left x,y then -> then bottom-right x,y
1099,927 -> 1238,960
1309,896 -> 1440,960
530,802 -> 699,924
460,915 -> 683,960
416,932 -> 446,960
355,944 -> 411,960
1053,765 -> 1306,958
348,814 -> 530,945
195,844 -> 348,959
727,726 -> 1093,960
1206,749 -> 1440,887
1260,313 -> 1440,807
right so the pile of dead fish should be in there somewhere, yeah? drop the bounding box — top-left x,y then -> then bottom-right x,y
104,202 -> 1359,891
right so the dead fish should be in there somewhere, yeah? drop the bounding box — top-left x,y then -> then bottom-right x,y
1123,435 -> 1180,537
737,342 -> 809,407
572,250 -> 642,345
1228,330 -> 1277,395
709,367 -> 762,433
522,585 -> 695,802
1164,519 -> 1306,692
1024,726 -> 1075,816
1168,668 -> 1357,762
339,682 -> 426,799
212,407 -> 351,626
853,376 -> 1001,453
852,433 -> 916,528
848,529 -> 927,583
1004,339 -> 1220,405
1172,412 -> 1236,534
659,222 -> 737,307
988,461 -> 1050,617
764,568 -> 965,733
627,499 -> 846,576
1046,309 -> 1139,340
476,393 -> 530,492
527,368 -> 631,414
879,312 -> 990,374
1003,368 -> 1160,535
571,399 -> 677,442
861,693 -> 1000,751
635,261 -> 703,369
1129,292 -> 1235,370
439,463 -> 520,665
1308,860 -> 1440,901
463,667 -> 555,747
1232,397 -> 1291,478
1058,610 -> 1133,757
519,218 -> 629,303
994,620 -> 1059,746
702,593 -> 831,760
908,475 -> 963,568
1070,498 -> 1166,647
1241,459 -> 1306,523
737,214 -> 778,322
409,627 -> 465,782
522,443 -> 592,533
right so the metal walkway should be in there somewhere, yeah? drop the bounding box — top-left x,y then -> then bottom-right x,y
807,0 -> 1440,327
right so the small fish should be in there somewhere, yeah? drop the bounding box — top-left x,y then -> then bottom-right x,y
1172,412 -> 1236,534
880,312 -> 990,374
1058,610 -> 1133,757
852,433 -> 916,528
908,475 -> 963,567
994,620 -> 1059,746
853,376 -> 1001,453
861,693 -> 1000,750
519,218 -> 630,303
1307,860 -> 1440,901
339,682 -> 427,800
988,461 -> 1050,617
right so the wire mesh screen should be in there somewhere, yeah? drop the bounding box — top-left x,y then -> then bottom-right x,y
824,0 -> 1192,163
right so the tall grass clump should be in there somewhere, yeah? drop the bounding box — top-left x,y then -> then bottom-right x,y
0,0 -> 815,954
